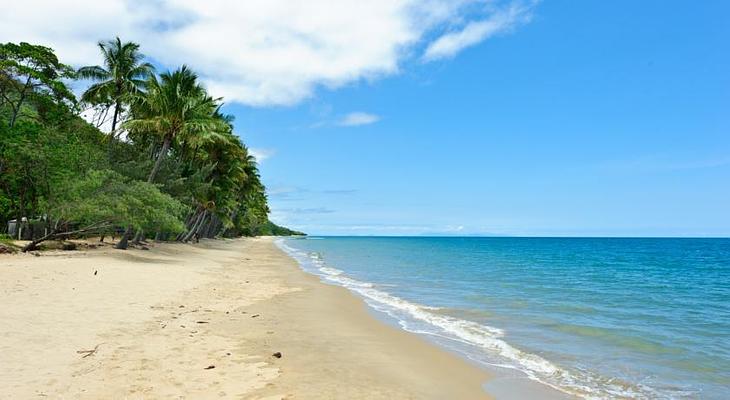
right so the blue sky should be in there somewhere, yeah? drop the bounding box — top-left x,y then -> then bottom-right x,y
4,1 -> 728,236
231,1 -> 729,236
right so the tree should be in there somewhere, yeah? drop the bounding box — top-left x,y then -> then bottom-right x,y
123,66 -> 225,244
78,38 -> 154,156
0,85 -> 107,238
125,66 -> 224,184
1,40 -> 298,248
22,170 -> 184,251
0,42 -> 75,127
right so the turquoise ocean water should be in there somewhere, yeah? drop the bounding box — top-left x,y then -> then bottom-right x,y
277,237 -> 730,399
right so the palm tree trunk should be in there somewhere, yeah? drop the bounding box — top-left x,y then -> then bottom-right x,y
177,207 -> 202,241
132,228 -> 144,244
148,134 -> 172,183
203,216 -> 215,238
186,211 -> 206,242
183,209 -> 196,226
205,215 -> 221,238
193,212 -> 209,242
183,210 -> 207,242
107,101 -> 121,159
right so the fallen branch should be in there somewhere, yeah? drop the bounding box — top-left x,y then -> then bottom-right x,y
76,343 -> 102,358
22,221 -> 112,252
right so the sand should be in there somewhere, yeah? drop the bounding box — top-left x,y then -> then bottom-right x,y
0,237 -> 491,399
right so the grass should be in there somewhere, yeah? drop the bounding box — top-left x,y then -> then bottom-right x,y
0,233 -> 20,252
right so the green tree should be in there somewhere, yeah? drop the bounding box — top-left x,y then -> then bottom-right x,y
0,42 -> 75,127
78,38 -> 154,156
2,39 -> 299,247
0,84 -> 106,238
22,170 -> 184,251
125,66 -> 224,184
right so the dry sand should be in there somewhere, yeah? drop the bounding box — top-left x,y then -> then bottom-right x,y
0,237 -> 490,399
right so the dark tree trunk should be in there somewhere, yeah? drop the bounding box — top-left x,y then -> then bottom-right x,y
204,215 -> 221,238
9,104 -> 20,128
203,217 -> 214,238
200,218 -> 210,239
110,101 -> 120,133
8,76 -> 31,128
107,100 -> 121,160
22,238 -> 41,252
147,134 -> 172,183
115,226 -> 132,249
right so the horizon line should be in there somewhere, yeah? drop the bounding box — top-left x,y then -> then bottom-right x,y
294,234 -> 730,239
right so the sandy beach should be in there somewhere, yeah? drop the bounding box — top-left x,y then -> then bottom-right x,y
0,237 -> 491,399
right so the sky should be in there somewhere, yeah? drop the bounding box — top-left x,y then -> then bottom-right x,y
2,1 -> 728,236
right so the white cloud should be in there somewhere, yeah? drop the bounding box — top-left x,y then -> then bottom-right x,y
338,112 -> 381,127
423,2 -> 535,61
249,147 -> 275,163
0,0 -> 535,106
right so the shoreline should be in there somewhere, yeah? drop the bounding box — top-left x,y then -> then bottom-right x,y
278,237 -> 575,400
1,237 -> 492,399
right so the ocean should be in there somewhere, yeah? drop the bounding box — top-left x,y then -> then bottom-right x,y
277,237 -> 730,399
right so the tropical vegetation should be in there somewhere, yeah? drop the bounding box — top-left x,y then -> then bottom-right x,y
0,38 -> 302,252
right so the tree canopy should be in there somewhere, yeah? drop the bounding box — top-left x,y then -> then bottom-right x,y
77,37 -> 154,155
0,39 -> 301,251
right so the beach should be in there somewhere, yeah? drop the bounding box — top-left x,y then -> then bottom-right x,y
2,3 -> 725,399
0,237 -> 491,399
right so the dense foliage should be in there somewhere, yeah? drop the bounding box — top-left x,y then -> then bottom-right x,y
0,39 -> 300,250
257,221 -> 306,236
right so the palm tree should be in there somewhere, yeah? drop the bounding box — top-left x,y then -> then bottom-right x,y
78,37 -> 154,155
121,65 -> 223,247
125,65 -> 224,184
165,112 -> 267,241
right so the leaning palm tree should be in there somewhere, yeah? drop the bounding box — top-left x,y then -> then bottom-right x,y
125,65 -> 225,184
120,66 -> 223,248
78,37 -> 154,154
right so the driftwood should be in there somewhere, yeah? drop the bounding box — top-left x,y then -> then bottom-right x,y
76,343 -> 102,358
